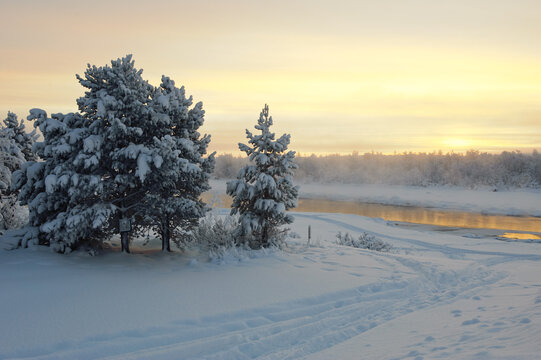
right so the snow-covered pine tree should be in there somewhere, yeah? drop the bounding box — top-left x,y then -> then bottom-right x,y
41,110 -> 114,252
0,132 -> 25,230
12,110 -> 113,251
11,55 -> 216,253
0,134 -> 24,194
1,111 -> 38,162
13,56 -> 155,253
0,111 -> 36,230
226,105 -> 298,248
75,55 -> 155,253
145,76 -> 215,251
11,110 -> 75,249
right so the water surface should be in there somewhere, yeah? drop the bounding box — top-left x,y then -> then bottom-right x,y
203,193 -> 541,235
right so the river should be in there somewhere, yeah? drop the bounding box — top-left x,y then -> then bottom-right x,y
202,193 -> 541,240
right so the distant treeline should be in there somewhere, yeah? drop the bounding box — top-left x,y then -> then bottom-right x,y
214,150 -> 541,188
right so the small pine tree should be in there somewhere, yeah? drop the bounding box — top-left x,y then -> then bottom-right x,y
0,112 -> 37,231
0,112 -> 37,195
0,135 -> 25,230
227,105 -> 298,248
1,112 -> 38,162
0,136 -> 24,193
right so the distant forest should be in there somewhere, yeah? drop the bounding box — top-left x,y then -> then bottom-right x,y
214,150 -> 541,188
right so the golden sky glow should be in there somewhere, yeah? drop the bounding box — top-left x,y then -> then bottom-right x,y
1,0 -> 541,154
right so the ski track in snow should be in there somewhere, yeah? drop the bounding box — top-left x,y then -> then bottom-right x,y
2,211 -> 540,359
9,218 -> 532,359
8,260 -> 503,360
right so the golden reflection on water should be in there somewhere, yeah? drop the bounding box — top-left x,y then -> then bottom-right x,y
202,193 -> 541,233
500,233 -> 541,240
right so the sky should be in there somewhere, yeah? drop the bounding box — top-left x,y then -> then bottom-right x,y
1,0 -> 541,155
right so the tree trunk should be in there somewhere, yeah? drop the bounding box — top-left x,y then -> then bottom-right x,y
261,225 -> 269,248
161,226 -> 171,252
121,231 -> 130,253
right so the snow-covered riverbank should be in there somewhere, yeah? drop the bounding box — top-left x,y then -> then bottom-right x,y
210,180 -> 541,217
1,209 -> 540,359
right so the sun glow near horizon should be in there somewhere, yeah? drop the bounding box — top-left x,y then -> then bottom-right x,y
1,0 -> 540,155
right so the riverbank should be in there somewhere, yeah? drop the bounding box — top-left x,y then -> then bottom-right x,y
210,180 -> 541,217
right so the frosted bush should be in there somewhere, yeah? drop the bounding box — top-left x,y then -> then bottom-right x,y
183,213 -> 288,261
183,214 -> 240,260
0,197 -> 28,231
336,232 -> 392,252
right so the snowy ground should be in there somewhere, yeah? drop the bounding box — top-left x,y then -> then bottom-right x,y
1,205 -> 540,359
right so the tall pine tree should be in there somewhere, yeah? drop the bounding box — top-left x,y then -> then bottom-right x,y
74,55 -> 155,252
13,55 -> 215,253
144,76 -> 215,251
227,105 -> 298,248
